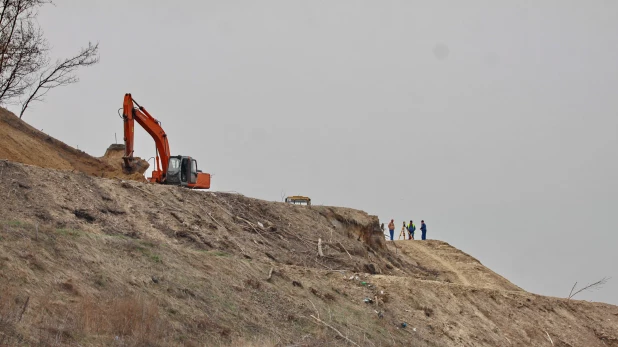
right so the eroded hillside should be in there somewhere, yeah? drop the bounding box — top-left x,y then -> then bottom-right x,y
1,159 -> 617,347
0,107 -> 148,182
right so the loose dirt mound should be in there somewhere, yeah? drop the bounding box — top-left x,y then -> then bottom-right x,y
1,160 -> 617,347
0,107 -> 148,181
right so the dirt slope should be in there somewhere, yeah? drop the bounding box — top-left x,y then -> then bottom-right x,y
389,241 -> 523,291
0,107 -> 148,181
1,160 -> 617,347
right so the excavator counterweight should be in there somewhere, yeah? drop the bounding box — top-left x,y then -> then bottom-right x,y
121,93 -> 211,189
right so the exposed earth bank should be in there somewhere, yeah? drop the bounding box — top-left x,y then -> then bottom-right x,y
1,106 -> 617,346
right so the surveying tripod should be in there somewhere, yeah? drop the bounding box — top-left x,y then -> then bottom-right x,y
398,222 -> 408,240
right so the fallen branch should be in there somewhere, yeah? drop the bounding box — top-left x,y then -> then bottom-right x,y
544,330 -> 553,346
315,261 -> 333,271
202,211 -> 245,254
267,267 -> 274,281
276,226 -> 314,247
206,212 -> 224,229
17,296 -> 30,323
320,269 -> 351,273
310,315 -> 359,346
308,299 -> 319,319
243,222 -> 266,245
318,238 -> 324,257
208,196 -> 235,217
236,216 -> 270,247
338,241 -> 352,259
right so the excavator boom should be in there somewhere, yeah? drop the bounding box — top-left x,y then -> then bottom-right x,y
122,93 -> 170,182
121,93 -> 211,189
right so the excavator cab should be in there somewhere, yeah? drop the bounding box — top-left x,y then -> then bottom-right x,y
166,156 -> 198,187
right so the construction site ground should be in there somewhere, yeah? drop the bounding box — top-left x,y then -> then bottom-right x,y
1,107 -> 618,346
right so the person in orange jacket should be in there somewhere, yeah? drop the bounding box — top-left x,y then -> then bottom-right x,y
387,219 -> 395,240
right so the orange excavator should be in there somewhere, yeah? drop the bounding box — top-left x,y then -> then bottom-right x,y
120,93 -> 211,189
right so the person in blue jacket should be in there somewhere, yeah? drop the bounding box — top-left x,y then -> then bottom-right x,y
420,220 -> 427,240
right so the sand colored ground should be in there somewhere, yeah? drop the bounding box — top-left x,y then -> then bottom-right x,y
0,107 -> 148,181
388,240 -> 523,291
0,160 -> 617,347
1,108 -> 617,346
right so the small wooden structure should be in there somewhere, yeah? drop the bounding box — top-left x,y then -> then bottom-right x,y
285,195 -> 311,206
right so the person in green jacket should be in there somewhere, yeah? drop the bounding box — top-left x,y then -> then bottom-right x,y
407,220 -> 416,240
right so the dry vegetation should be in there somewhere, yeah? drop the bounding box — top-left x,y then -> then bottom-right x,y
0,160 -> 617,346
1,107 -> 618,346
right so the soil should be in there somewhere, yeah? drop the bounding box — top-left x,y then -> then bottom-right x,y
1,106 -> 617,346
0,107 -> 148,181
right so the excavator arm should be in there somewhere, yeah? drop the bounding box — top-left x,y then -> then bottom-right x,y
122,93 -> 170,183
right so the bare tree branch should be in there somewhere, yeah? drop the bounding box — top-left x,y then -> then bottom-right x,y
568,281 -> 577,299
567,277 -> 610,300
0,0 -> 97,117
19,41 -> 98,117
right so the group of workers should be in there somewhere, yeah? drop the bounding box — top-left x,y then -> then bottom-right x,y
384,219 -> 427,241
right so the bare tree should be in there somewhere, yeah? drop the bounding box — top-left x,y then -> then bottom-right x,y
19,42 -> 98,117
567,277 -> 610,300
0,0 -> 49,103
0,0 -> 99,118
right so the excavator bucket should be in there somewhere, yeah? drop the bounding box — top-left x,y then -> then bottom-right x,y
103,144 -> 149,175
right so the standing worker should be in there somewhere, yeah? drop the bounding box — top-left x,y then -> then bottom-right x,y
420,220 -> 427,240
388,219 -> 395,241
407,220 -> 416,240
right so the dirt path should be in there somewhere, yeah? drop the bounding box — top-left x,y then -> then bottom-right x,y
392,240 -> 523,291
408,241 -> 471,286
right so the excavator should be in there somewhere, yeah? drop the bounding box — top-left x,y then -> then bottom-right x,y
120,93 -> 211,189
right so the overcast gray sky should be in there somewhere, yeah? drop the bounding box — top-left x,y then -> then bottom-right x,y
9,0 -> 617,304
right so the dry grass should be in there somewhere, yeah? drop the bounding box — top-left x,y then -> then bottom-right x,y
0,289 -> 29,345
1,160 -> 618,346
77,295 -> 165,343
30,294 -> 169,346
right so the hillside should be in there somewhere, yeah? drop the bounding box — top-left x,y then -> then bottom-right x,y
1,106 -> 618,346
0,107 -> 148,182
1,159 -> 617,346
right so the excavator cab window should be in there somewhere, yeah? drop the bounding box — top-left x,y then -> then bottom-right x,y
169,158 -> 180,170
165,157 -> 182,185
180,157 -> 188,184
190,159 -> 198,184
